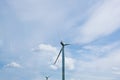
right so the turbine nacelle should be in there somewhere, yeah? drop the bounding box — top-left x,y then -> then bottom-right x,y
60,41 -> 70,46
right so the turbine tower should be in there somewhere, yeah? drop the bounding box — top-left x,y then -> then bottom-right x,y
54,41 -> 70,80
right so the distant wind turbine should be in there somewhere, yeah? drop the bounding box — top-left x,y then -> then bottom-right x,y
54,41 -> 70,80
45,76 -> 49,80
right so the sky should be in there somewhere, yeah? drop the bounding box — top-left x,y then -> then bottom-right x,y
0,0 -> 120,80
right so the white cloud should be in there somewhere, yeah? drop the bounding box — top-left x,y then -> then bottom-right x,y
32,44 -> 57,53
70,78 -> 75,80
75,42 -> 120,63
112,67 -> 120,75
77,47 -> 120,73
70,42 -> 120,79
75,0 -> 120,44
83,41 -> 120,54
112,71 -> 120,75
50,65 -> 58,70
7,0 -> 70,27
70,73 -> 115,80
51,56 -> 75,70
32,43 -> 75,70
5,62 -> 22,68
65,57 -> 75,70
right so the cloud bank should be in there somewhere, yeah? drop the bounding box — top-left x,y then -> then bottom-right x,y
75,0 -> 120,44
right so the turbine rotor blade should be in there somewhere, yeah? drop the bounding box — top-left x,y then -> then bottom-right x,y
54,47 -> 63,64
64,44 -> 70,46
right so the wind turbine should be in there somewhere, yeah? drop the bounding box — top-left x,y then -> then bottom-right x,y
54,41 -> 70,80
45,76 -> 49,80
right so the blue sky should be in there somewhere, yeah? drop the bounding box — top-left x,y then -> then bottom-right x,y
0,0 -> 120,80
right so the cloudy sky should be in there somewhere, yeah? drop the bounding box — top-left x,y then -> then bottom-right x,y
0,0 -> 120,80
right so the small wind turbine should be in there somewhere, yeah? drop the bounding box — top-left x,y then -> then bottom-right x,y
54,41 -> 70,80
45,76 -> 49,80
